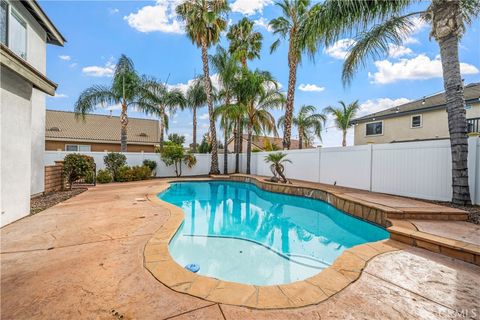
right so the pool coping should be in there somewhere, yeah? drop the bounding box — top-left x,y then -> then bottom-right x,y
144,177 -> 408,309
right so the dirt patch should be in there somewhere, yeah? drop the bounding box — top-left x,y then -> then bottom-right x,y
30,188 -> 87,215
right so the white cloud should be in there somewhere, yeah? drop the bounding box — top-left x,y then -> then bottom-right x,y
324,39 -> 356,60
369,54 -> 479,84
124,0 -> 184,34
410,16 -> 428,34
53,93 -> 68,98
199,113 -> 209,120
388,44 -> 413,58
69,62 -> 78,68
82,60 -> 115,77
58,55 -> 71,61
109,8 -> 119,14
254,17 -> 273,32
298,83 -> 325,92
231,0 -> 273,15
404,36 -> 420,45
358,97 -> 411,117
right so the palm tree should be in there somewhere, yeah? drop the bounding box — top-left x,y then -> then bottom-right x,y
324,100 -> 359,147
227,17 -> 263,68
269,0 -> 312,150
176,0 -> 230,174
278,105 -> 326,149
75,55 -> 153,152
141,78 -> 186,151
264,152 -> 292,183
210,46 -> 240,174
184,77 -> 207,152
234,69 -> 286,174
303,1 -> 478,205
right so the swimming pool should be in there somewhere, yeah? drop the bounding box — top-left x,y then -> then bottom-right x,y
159,180 -> 389,285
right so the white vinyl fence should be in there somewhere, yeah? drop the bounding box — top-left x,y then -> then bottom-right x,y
45,136 -> 480,204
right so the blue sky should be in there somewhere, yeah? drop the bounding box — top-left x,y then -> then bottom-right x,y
43,0 -> 480,147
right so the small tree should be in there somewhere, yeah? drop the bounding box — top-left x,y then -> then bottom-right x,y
167,133 -> 186,146
142,159 -> 157,177
159,141 -> 197,177
104,152 -> 127,181
264,152 -> 291,183
63,154 -> 95,189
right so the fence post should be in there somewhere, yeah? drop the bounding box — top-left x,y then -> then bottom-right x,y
368,144 -> 373,192
468,136 -> 479,204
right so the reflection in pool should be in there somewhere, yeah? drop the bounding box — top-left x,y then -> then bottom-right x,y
159,180 -> 389,285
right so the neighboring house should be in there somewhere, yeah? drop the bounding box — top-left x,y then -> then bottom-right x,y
351,83 -> 480,145
1,0 -> 65,226
45,110 -> 161,152
226,134 -> 310,152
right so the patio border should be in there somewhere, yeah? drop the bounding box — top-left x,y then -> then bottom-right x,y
144,177 -> 407,309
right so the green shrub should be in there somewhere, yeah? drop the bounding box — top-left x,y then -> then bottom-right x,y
104,152 -> 127,181
115,165 -> 151,182
96,169 -> 112,183
142,159 -> 157,176
63,154 -> 95,189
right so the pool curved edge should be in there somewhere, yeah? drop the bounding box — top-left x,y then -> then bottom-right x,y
144,177 -> 407,309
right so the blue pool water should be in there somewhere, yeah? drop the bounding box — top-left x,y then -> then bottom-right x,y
159,181 -> 389,285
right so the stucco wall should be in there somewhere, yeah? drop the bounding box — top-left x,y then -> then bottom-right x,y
1,67 -> 34,226
354,103 -> 480,145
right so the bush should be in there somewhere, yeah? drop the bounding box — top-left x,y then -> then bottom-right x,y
63,154 -> 95,189
84,170 -> 95,184
116,165 -> 152,182
96,169 -> 112,183
142,159 -> 157,176
104,152 -> 127,182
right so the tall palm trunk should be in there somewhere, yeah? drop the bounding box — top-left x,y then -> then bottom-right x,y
298,128 -> 303,150
234,118 -> 240,173
201,38 -> 220,174
432,0 -> 470,205
282,32 -> 298,150
224,126 -> 228,174
192,106 -> 197,152
342,129 -> 347,147
158,107 -> 165,152
120,101 -> 128,152
246,121 -> 253,174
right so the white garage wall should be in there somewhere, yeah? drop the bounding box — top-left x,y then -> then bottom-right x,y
44,136 -> 480,204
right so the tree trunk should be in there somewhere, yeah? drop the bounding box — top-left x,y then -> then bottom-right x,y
282,30 -> 298,150
298,128 -> 303,150
201,39 -> 220,174
276,164 -> 288,183
432,0 -> 470,205
234,119 -> 239,173
120,101 -> 128,152
158,108 -> 164,152
246,123 -> 253,174
342,130 -> 347,147
192,106 -> 197,152
224,126 -> 228,174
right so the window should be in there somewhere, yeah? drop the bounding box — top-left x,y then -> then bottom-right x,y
366,121 -> 383,136
0,1 -> 7,45
9,9 -> 26,59
411,115 -> 422,128
65,144 -> 91,152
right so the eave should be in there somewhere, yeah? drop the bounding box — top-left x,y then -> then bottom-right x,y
1,44 -> 57,95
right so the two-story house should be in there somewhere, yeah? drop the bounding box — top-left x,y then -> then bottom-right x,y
1,0 -> 65,226
350,83 -> 480,145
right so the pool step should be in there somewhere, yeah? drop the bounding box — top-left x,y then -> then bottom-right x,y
387,224 -> 480,266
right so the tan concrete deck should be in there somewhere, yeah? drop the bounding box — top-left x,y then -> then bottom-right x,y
1,179 -> 479,319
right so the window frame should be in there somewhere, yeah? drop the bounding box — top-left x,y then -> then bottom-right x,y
365,120 -> 384,137
410,114 -> 423,129
9,6 -> 27,60
65,144 -> 91,152
0,0 -> 9,46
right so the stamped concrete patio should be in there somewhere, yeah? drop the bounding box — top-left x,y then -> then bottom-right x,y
1,179 -> 479,319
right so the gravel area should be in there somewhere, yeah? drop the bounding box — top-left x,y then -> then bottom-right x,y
30,189 -> 87,215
